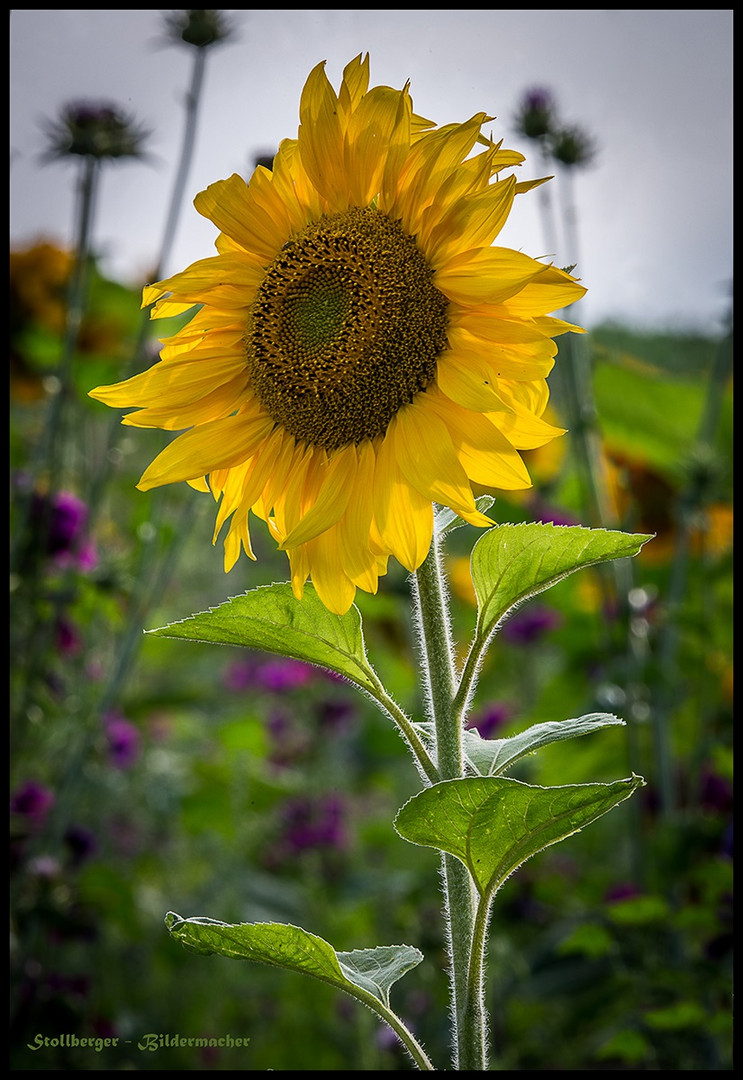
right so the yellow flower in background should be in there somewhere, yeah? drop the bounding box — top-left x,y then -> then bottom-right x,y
90,55 -> 585,614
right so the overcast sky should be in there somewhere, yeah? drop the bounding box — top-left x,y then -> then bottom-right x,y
10,9 -> 733,333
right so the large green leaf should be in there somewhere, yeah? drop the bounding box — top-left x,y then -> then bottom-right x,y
394,774 -> 644,900
164,913 -> 422,1012
470,523 -> 653,643
147,583 -> 379,694
463,713 -> 625,777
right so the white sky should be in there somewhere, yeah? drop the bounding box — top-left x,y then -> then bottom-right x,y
10,9 -> 733,333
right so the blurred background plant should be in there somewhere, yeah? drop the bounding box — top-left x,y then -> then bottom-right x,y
10,27 -> 732,1072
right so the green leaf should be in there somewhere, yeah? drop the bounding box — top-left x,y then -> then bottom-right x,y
463,713 -> 625,776
147,583 -> 380,694
470,523 -> 653,643
164,913 -> 422,1011
394,774 -> 645,900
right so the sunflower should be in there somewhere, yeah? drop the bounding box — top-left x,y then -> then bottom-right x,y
90,54 -> 586,614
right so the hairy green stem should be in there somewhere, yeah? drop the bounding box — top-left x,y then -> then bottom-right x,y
343,983 -> 435,1071
367,681 -> 440,785
413,537 -> 488,1070
461,892 -> 491,1067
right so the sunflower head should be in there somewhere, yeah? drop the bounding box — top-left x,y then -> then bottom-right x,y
90,54 -> 586,614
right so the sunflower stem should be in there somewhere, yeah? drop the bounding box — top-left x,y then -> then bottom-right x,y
412,535 -> 487,1071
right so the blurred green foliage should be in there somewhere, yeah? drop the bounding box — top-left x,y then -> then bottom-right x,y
10,245 -> 732,1070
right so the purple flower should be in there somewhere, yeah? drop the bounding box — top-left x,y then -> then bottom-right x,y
222,655 -> 261,691
467,703 -> 511,739
698,769 -> 733,815
29,489 -> 98,569
501,604 -> 561,645
104,714 -> 141,769
223,655 -> 315,693
256,657 -> 315,692
315,698 -> 356,731
47,491 -> 86,552
513,87 -> 558,140
64,824 -> 98,867
56,615 -> 82,655
265,708 -> 310,768
529,500 -> 581,527
604,881 -> 641,903
280,794 -> 348,854
10,780 -> 55,825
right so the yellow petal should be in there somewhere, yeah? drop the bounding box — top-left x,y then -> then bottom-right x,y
298,61 -> 347,211
498,265 -> 587,317
338,53 -> 370,120
344,84 -> 411,207
392,399 -> 491,525
425,175 -> 518,267
137,411 -> 274,491
373,431 -> 433,571
279,445 -> 357,549
194,173 -> 288,264
304,527 -> 357,616
425,389 -> 533,490
337,441 -> 380,591
434,247 -> 546,306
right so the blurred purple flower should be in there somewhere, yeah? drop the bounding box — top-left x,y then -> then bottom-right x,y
29,489 -> 98,570
467,703 -> 511,740
604,881 -> 641,903
513,86 -> 558,140
256,657 -> 315,692
280,794 -> 348,855
64,824 -> 98,867
698,768 -> 733,815
315,698 -> 356,732
529,500 -> 581,527
104,713 -> 141,769
265,707 -> 310,769
10,780 -> 55,825
223,655 -> 315,694
56,615 -> 82,655
501,604 -> 561,645
222,655 -> 261,691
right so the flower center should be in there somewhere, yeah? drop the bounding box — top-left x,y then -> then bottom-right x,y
245,207 -> 448,451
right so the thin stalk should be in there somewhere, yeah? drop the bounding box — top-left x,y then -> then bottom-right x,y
87,42 -> 209,518
365,681 -> 440,785
413,537 -> 486,1071
650,329 -> 732,817
342,982 -> 435,1071
12,154 -> 100,572
155,44 -> 207,282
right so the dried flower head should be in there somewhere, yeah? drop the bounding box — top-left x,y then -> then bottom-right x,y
548,124 -> 597,168
163,9 -> 233,49
513,87 -> 558,141
43,101 -> 148,161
